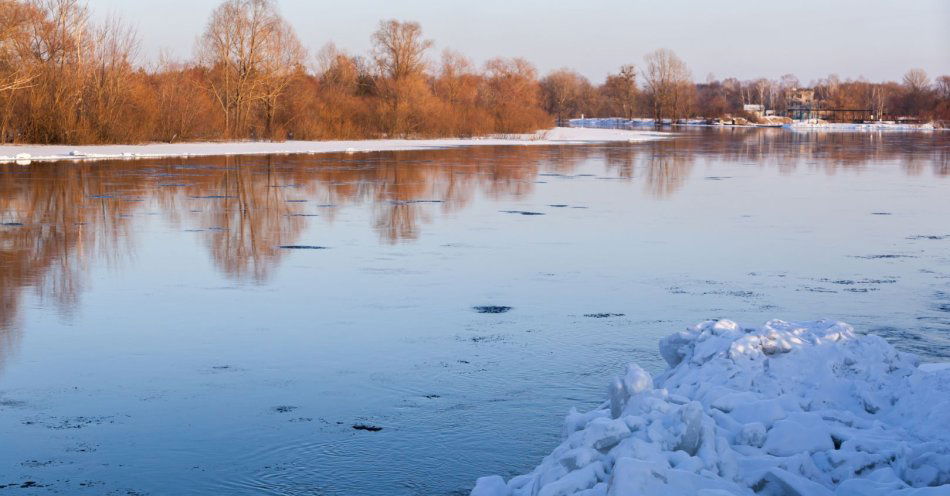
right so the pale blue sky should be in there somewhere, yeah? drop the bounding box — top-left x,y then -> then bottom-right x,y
88,0 -> 948,84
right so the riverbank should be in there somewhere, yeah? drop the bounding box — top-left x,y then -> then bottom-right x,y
570,117 -> 945,132
473,319 -> 950,496
0,127 -> 667,164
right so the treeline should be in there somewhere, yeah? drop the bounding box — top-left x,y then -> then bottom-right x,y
541,50 -> 950,124
0,0 -> 551,144
0,0 -> 947,146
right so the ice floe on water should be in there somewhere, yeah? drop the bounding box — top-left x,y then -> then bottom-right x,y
472,319 -> 950,496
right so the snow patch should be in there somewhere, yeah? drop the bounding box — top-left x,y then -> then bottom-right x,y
0,127 -> 667,164
472,319 -> 950,496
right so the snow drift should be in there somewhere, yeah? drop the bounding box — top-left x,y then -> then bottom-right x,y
472,320 -> 950,496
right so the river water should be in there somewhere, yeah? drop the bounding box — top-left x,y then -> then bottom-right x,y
0,129 -> 948,494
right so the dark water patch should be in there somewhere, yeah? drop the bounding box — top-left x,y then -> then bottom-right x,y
0,481 -> 46,489
705,176 -> 733,180
288,417 -> 313,422
0,398 -> 27,408
424,394 -> 441,399
851,254 -> 917,260
703,290 -> 759,298
584,313 -> 626,318
285,199 -> 308,203
158,183 -> 190,187
870,212 -> 892,215
935,303 -> 950,313
1,222 -> 23,226
65,443 -> 97,453
21,459 -> 59,468
473,305 -> 511,314
191,195 -> 237,199
407,200 -> 444,204
271,406 -> 298,413
538,173 -> 563,177
88,194 -> 114,199
799,287 -> 837,293
500,210 -> 544,216
24,416 -> 115,430
278,245 -> 328,250
825,278 -> 898,285
548,204 -> 569,208
907,235 -> 948,240
316,204 -> 338,208
844,287 -> 879,293
287,214 -> 319,217
352,424 -> 383,432
570,206 -> 589,209
465,334 -> 508,344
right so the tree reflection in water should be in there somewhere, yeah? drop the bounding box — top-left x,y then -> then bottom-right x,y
0,130 -> 946,368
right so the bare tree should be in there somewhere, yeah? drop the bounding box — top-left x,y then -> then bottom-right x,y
0,0 -> 41,140
257,19 -> 305,139
482,57 -> 550,133
902,69 -> 931,116
871,85 -> 888,120
540,68 -> 589,122
602,64 -> 637,118
371,20 -> 432,137
86,14 -> 140,141
903,69 -> 930,93
197,0 -> 300,138
642,48 -> 692,123
25,0 -> 94,143
0,1 -> 37,93
936,75 -> 950,100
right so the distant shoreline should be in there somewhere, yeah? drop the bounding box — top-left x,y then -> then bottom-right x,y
0,127 -> 667,165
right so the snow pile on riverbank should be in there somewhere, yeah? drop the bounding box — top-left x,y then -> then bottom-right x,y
0,127 -> 666,164
472,319 -> 950,496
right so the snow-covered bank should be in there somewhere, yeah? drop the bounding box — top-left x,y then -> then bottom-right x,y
472,320 -> 950,496
570,117 -> 944,132
786,120 -> 938,132
0,127 -> 667,164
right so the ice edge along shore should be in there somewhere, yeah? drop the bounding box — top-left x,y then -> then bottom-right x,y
0,127 -> 667,164
473,319 -> 950,496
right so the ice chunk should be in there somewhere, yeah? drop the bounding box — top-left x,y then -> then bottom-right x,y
471,319 -> 950,495
735,423 -> 766,448
582,417 -> 631,451
757,468 -> 833,496
471,476 -> 508,496
762,417 -> 833,456
609,364 -> 653,418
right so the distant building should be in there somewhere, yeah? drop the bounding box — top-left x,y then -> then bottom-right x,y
788,89 -> 815,107
784,88 -> 872,122
743,104 -> 764,114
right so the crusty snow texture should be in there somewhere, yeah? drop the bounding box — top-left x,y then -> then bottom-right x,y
472,320 -> 950,496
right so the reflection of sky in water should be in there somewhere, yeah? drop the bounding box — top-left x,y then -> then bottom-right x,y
0,129 -> 948,495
